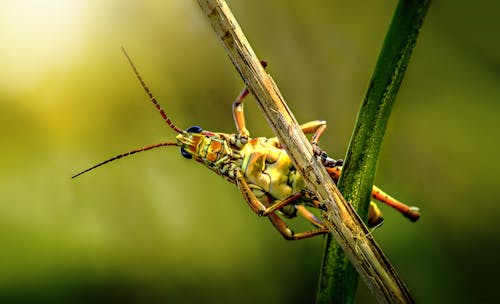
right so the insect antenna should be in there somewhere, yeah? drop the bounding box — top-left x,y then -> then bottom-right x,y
121,46 -> 184,134
72,142 -> 177,179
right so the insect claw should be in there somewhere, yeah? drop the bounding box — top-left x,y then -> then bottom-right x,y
321,156 -> 337,168
312,146 -> 343,169
312,143 -> 323,157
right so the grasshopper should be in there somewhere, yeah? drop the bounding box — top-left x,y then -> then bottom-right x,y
73,50 -> 420,240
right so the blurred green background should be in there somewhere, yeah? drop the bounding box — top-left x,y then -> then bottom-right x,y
1,0 -> 499,303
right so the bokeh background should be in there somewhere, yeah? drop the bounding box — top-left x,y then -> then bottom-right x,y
1,0 -> 499,303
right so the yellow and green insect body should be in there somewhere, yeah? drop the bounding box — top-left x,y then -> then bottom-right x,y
239,137 -> 306,209
175,127 -> 309,215
73,51 -> 420,240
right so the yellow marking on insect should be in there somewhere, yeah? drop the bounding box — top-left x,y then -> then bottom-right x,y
215,156 -> 229,166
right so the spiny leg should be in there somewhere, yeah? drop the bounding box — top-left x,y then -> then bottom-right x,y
267,212 -> 329,241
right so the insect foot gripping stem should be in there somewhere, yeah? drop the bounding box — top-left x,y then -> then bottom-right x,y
320,152 -> 344,168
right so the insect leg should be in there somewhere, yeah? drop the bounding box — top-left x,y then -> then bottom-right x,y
267,213 -> 329,240
295,205 -> 325,228
299,120 -> 342,163
232,88 -> 250,138
264,121 -> 329,150
266,120 -> 331,156
261,193 -> 303,215
371,185 -> 420,222
299,120 -> 325,134
295,197 -> 382,229
235,171 -> 268,215
326,166 -> 387,225
325,166 -> 420,223
367,201 -> 384,228
232,61 -> 268,138
300,120 -> 327,145
236,171 -> 328,240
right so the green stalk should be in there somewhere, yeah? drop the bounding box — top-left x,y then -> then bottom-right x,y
316,1 -> 430,303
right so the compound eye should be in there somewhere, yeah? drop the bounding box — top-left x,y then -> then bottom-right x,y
186,126 -> 203,133
180,148 -> 192,159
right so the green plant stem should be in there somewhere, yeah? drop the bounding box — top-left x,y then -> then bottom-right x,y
316,1 -> 430,303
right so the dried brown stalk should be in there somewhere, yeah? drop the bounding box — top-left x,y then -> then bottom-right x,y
195,0 -> 414,302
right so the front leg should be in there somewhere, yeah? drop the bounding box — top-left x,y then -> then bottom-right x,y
266,120 -> 328,150
299,120 -> 327,146
232,61 -> 268,138
232,88 -> 250,138
299,121 -> 343,166
235,170 -> 267,215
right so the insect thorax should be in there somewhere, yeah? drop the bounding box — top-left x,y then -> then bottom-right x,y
240,137 -> 307,202
190,133 -> 244,181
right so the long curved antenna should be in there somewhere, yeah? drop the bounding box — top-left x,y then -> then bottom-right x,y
121,46 -> 184,134
72,142 -> 177,179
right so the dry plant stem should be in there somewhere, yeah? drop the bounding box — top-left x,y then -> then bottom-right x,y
196,0 -> 414,302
